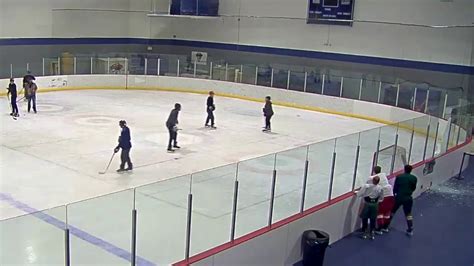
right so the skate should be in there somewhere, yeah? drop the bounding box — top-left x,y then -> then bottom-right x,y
173,145 -> 181,149
116,168 -> 126,173
406,229 -> 414,237
370,232 -> 375,240
381,228 -> 390,233
125,167 -> 133,171
262,128 -> 271,133
210,125 -> 217,129
374,230 -> 383,235
205,124 -> 210,128
167,148 -> 175,153
360,232 -> 369,240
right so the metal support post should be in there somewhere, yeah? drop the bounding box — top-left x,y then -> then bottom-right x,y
193,60 -> 197,77
157,58 -> 161,76
442,94 -> 448,119
424,89 -> 430,113
328,152 -> 336,201
358,79 -> 363,100
422,122 -> 431,160
144,58 -> 148,75
374,139 -> 381,166
268,170 -> 277,226
209,62 -> 213,79
65,228 -> 70,266
408,129 -> 415,164
270,68 -> 274,87
339,76 -> 344,97
225,63 -> 228,81
445,122 -> 453,151
300,160 -> 309,213
395,84 -> 400,107
254,66 -> 258,85
177,59 -> 180,77
131,209 -> 137,266
304,72 -> 308,92
412,87 -> 418,110
185,193 -> 193,260
432,121 -> 440,157
321,74 -> 326,95
286,70 -> 291,89
377,81 -> 382,103
230,180 -> 239,241
390,134 -> 399,174
351,145 -> 361,191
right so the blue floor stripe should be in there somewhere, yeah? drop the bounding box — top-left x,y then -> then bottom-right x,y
0,192 -> 155,266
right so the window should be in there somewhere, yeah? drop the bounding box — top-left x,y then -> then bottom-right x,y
170,0 -> 219,16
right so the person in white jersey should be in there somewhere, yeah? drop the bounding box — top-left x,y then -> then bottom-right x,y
367,166 -> 395,235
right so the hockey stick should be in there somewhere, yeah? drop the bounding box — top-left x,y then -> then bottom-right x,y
98,152 -> 116,174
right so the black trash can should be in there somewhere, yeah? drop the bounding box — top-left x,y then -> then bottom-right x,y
302,230 -> 330,266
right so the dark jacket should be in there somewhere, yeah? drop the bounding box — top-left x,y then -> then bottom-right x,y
7,83 -> 17,98
263,101 -> 274,116
166,109 -> 179,127
23,74 -> 35,84
117,126 -> 132,149
207,96 -> 215,111
393,173 -> 417,201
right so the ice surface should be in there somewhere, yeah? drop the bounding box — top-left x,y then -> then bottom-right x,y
0,90 -> 429,264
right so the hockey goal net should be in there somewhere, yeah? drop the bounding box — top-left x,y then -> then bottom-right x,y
373,145 -> 408,174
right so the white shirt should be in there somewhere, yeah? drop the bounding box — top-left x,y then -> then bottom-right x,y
367,173 -> 394,198
357,183 -> 384,202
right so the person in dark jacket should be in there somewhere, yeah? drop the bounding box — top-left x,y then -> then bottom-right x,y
166,103 -> 181,152
262,96 -> 274,132
387,165 -> 418,236
22,71 -> 35,99
114,120 -> 133,172
25,80 -> 38,113
7,78 -> 19,117
205,91 -> 216,128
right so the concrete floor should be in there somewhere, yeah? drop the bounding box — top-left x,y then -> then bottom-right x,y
0,90 -> 431,265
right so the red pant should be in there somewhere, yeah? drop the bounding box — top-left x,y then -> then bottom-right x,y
377,196 -> 395,228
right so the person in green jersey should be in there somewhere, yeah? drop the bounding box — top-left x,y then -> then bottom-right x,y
387,165 -> 418,236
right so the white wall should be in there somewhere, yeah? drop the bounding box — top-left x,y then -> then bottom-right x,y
0,0 -> 132,38
1,0 -> 473,66
146,0 -> 474,65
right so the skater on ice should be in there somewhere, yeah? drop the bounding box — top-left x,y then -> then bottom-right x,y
114,120 -> 133,172
205,91 -> 216,129
262,96 -> 274,132
25,79 -> 38,113
166,103 -> 181,152
6,78 -> 19,118
22,71 -> 35,100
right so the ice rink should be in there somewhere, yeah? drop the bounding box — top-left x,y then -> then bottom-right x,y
0,89 -> 431,265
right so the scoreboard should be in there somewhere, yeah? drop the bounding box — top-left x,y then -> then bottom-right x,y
307,0 -> 355,26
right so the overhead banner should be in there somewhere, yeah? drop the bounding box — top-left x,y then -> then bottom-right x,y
307,0 -> 355,26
